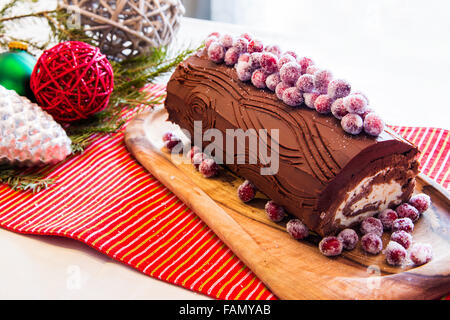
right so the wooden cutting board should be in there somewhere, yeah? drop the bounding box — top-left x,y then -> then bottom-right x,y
125,107 -> 450,300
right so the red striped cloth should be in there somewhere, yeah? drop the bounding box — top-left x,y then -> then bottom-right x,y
0,84 -> 448,300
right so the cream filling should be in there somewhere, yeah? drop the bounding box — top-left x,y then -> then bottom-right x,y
334,169 -> 403,227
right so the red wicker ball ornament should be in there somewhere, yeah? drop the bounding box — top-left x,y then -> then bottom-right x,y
30,41 -> 114,122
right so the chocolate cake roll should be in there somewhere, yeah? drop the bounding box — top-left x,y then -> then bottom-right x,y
164,54 -> 420,236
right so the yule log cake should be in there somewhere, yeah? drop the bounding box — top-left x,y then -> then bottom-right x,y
164,44 -> 420,237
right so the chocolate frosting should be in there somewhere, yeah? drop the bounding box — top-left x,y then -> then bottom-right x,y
165,54 -> 419,235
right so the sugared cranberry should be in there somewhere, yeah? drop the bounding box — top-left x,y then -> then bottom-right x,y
286,219 -> 309,240
237,180 -> 256,202
361,233 -> 383,255
284,51 -> 297,59
303,92 -> 320,109
232,37 -> 249,53
208,32 -> 220,38
205,36 -> 218,50
275,82 -> 290,100
240,32 -> 253,42
360,107 -> 374,120
296,74 -> 315,93
327,79 -> 351,99
341,113 -> 363,135
282,87 -> 304,107
224,47 -> 240,66
266,73 -> 281,91
306,65 -> 320,75
251,69 -> 268,89
199,158 -> 219,178
277,54 -> 296,70
259,52 -> 278,74
187,145 -> 201,161
236,62 -> 253,82
378,209 -> 398,230
250,52 -> 262,69
219,34 -> 234,48
364,113 -> 385,136
192,152 -> 207,170
390,230 -> 412,249
265,200 -> 285,222
409,243 -> 433,266
360,217 -> 383,236
337,228 -> 359,250
162,132 -> 181,150
280,62 -> 301,85
352,91 -> 369,104
319,236 -> 343,257
248,39 -> 264,53
392,217 -> 414,233
384,241 -> 407,266
396,203 -> 420,222
331,98 -> 348,119
207,41 -> 225,63
409,193 -> 431,213
297,57 -> 314,74
265,44 -> 282,57
344,94 -> 367,114
313,70 -> 333,94
314,95 -> 334,114
238,53 -> 251,64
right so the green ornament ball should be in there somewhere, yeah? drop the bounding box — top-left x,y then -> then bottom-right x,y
0,42 -> 37,100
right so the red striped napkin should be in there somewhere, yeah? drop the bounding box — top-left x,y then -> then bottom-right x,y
0,84 -> 448,300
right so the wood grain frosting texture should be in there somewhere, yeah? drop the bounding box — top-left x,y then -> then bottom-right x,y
164,55 -> 420,236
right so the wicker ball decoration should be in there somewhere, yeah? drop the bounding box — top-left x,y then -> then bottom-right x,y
30,41 -> 114,122
59,0 -> 185,60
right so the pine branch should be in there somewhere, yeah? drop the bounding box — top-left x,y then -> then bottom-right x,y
0,165 -> 56,193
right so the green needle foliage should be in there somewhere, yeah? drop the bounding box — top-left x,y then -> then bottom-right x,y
0,0 -> 197,192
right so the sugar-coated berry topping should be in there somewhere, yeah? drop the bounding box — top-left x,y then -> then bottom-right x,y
162,132 -> 181,150
265,200 -> 285,222
266,73 -> 281,92
265,44 -> 282,57
331,98 -> 348,119
396,203 -> 420,222
409,243 -> 433,266
327,79 -> 351,99
319,236 -> 343,257
341,113 -> 363,135
390,230 -> 412,249
313,69 -> 333,94
237,180 -> 256,202
275,82 -> 290,100
232,37 -> 249,53
192,152 -> 207,170
378,208 -> 398,230
409,193 -> 431,213
205,36 -> 218,50
360,107 -> 374,120
297,56 -> 314,74
250,52 -> 262,69
259,52 -> 278,74
219,34 -> 234,48
279,62 -> 302,85
384,241 -> 407,266
187,145 -> 201,161
277,54 -> 296,70
314,95 -> 334,114
248,39 -> 264,53
240,32 -> 253,42
296,74 -> 315,93
284,51 -> 298,59
337,228 -> 359,250
392,217 -> 414,233
303,92 -> 320,109
238,53 -> 251,64
236,62 -> 253,82
208,32 -> 220,38
207,41 -> 225,63
363,112 -> 385,136
286,219 -> 309,240
344,94 -> 367,114
224,47 -> 240,66
306,65 -> 320,75
361,233 -> 383,255
360,217 -> 383,236
352,91 -> 369,105
199,158 -> 219,178
251,69 -> 268,89
282,87 -> 304,107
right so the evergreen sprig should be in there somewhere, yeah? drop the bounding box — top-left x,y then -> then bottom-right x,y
0,0 -> 197,192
